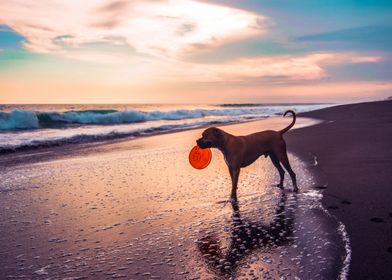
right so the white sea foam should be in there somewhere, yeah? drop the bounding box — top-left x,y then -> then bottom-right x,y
320,204 -> 352,280
294,155 -> 351,279
337,222 -> 352,280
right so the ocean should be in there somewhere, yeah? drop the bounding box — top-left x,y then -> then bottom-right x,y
0,103 -> 332,152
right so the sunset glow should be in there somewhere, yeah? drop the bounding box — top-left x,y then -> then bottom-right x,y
1,0 -> 391,103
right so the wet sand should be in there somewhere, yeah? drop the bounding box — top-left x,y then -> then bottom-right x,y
1,117 -> 347,279
286,100 -> 392,280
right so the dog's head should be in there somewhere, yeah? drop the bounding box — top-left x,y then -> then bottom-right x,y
196,127 -> 224,149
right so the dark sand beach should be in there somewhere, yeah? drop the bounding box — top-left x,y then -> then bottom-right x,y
0,101 -> 390,279
287,100 -> 392,280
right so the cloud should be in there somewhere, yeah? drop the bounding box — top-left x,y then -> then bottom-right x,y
176,23 -> 197,36
297,25 -> 392,52
90,0 -> 132,29
97,0 -> 131,13
164,52 -> 383,84
0,0 -> 265,58
323,55 -> 392,82
298,25 -> 392,42
349,56 -> 382,63
0,24 -> 13,32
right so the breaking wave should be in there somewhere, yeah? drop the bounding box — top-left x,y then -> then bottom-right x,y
0,110 -> 40,130
0,108 -> 270,130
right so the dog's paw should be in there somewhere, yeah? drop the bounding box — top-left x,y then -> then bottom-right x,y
293,187 -> 299,192
272,183 -> 283,189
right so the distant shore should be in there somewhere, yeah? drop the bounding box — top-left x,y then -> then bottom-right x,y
286,100 -> 392,279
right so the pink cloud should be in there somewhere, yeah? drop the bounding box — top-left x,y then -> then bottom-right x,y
0,0 -> 265,58
160,52 -> 383,83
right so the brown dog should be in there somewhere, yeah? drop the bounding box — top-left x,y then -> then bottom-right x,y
196,110 -> 297,201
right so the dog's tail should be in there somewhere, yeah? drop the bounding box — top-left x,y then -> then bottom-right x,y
279,110 -> 296,135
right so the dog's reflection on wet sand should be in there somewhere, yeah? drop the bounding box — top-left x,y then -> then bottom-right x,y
197,192 -> 296,277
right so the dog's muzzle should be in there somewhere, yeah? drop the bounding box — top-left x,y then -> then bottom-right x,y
196,138 -> 212,149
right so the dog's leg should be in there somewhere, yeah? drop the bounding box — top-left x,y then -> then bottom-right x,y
277,152 -> 298,192
270,153 -> 285,188
229,167 -> 240,201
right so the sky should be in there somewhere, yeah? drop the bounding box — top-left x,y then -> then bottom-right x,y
0,0 -> 392,104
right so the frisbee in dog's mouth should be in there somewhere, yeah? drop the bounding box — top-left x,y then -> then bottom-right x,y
189,146 -> 212,169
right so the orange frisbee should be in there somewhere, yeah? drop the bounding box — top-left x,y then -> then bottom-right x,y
189,145 -> 212,169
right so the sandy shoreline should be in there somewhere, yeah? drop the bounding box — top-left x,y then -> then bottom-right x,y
286,100 -> 392,280
0,116 -> 346,279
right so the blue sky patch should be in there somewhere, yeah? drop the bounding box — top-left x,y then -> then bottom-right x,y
0,25 -> 25,49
